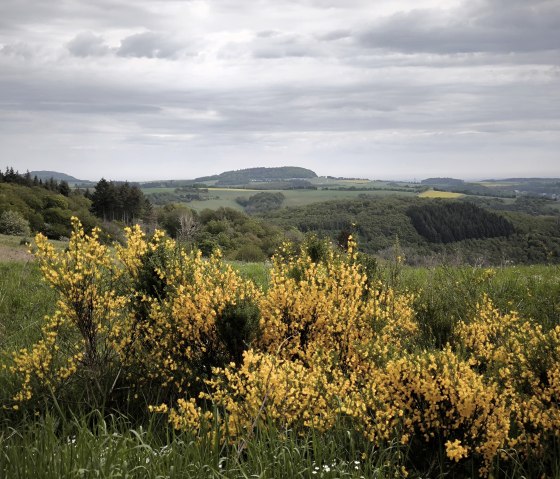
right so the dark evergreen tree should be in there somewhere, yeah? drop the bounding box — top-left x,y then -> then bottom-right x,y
91,178 -> 113,221
58,180 -> 71,197
90,179 -> 149,224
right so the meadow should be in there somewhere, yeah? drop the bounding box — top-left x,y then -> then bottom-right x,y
1,228 -> 559,479
142,186 -> 418,212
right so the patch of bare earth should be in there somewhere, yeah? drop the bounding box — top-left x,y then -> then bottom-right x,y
0,244 -> 33,262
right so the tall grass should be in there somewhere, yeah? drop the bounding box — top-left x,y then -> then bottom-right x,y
398,264 -> 560,348
0,412 -> 401,479
0,261 -> 54,352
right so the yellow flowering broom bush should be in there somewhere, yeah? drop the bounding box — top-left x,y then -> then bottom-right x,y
10,218 -> 126,405
200,239 -> 418,441
364,348 -> 510,474
115,224 -> 262,404
455,297 -> 560,459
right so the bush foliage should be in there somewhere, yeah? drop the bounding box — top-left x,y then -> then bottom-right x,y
0,210 -> 31,236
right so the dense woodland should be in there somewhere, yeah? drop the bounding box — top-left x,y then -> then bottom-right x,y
145,186 -> 210,206
235,191 -> 285,213
263,196 -> 560,265
406,201 -> 515,243
1,167 -> 71,196
0,169 -> 98,238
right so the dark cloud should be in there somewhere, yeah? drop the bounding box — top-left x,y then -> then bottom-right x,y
67,32 -> 111,57
116,31 -> 185,59
318,29 -> 352,42
359,0 -> 560,54
0,0 -> 162,32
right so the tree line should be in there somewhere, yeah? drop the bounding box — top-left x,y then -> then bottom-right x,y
87,178 -> 151,224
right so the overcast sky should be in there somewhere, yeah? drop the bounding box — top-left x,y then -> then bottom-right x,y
0,0 -> 559,181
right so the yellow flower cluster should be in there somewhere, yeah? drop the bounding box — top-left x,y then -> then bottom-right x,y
456,296 -> 560,456
11,218 -> 124,402
114,225 -> 262,399
371,348 -> 509,474
206,349 -> 355,436
259,239 -> 417,367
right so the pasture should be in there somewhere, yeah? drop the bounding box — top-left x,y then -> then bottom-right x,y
142,186 -> 418,211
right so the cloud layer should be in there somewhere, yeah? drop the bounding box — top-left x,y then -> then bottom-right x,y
0,0 -> 558,180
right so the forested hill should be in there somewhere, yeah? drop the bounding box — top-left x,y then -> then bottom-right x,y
29,171 -> 86,184
195,167 -> 317,185
263,196 -> 560,265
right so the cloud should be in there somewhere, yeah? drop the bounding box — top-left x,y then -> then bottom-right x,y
218,30 -> 324,60
358,0 -> 560,55
116,31 -> 186,59
0,41 -> 35,59
67,32 -> 111,57
318,30 -> 352,42
252,31 -> 321,59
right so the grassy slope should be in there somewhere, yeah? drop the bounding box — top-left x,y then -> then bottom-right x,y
0,262 -> 54,355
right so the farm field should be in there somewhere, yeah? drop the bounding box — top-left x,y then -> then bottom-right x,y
142,186 -> 418,211
1,225 -> 560,479
476,181 -> 521,188
418,189 -> 464,199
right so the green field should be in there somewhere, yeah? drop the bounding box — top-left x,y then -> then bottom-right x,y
476,181 -> 520,188
142,186 -> 418,211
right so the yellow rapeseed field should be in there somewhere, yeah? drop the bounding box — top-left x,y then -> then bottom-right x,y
418,189 -> 464,198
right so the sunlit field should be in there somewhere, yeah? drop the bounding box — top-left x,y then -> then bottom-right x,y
418,189 -> 464,199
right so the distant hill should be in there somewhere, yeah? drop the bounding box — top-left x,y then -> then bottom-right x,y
29,171 -> 92,185
421,177 -> 465,186
481,178 -> 560,182
196,167 -> 317,186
